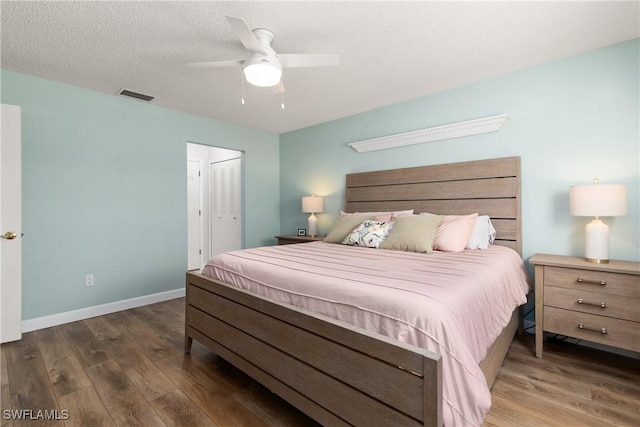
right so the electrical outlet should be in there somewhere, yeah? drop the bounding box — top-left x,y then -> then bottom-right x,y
85,274 -> 94,287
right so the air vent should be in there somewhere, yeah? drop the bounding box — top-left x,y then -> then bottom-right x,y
117,89 -> 154,102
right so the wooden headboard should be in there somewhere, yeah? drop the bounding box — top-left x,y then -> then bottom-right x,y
344,156 -> 522,255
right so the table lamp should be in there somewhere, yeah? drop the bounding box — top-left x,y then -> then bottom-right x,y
569,179 -> 627,263
302,195 -> 324,237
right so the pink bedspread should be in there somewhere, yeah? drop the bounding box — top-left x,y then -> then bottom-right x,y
201,242 -> 530,426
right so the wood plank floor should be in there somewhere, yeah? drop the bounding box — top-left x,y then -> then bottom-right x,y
1,298 -> 638,426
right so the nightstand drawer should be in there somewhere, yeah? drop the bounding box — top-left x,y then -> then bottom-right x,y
544,287 -> 639,322
544,266 -> 639,298
545,306 -> 640,352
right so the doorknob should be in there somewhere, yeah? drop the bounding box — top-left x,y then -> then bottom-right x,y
1,231 -> 18,240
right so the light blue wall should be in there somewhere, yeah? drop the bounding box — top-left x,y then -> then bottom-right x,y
1,70 -> 280,320
280,39 -> 639,262
2,38 -> 638,322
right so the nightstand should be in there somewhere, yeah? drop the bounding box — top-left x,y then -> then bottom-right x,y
529,253 -> 639,358
275,235 -> 324,245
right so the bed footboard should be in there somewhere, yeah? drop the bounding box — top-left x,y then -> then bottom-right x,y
185,272 -> 442,427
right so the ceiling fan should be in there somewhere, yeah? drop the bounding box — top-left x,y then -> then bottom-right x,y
188,16 -> 339,93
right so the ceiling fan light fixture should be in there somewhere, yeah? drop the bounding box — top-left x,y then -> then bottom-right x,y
243,55 -> 282,87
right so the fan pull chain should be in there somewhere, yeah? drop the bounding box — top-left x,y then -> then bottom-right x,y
241,70 -> 245,105
280,76 -> 285,109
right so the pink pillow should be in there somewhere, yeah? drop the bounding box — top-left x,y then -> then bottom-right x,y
374,213 -> 393,222
433,213 -> 479,252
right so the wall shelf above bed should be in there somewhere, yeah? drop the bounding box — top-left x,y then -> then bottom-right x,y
348,114 -> 509,153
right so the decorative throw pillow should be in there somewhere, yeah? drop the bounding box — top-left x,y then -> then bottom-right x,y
466,215 -> 497,249
342,220 -> 394,248
426,213 -> 478,252
323,213 -> 375,243
379,214 -> 443,253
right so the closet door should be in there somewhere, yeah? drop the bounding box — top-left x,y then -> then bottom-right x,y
210,157 -> 241,256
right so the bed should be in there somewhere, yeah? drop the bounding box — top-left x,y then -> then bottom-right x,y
185,156 -> 529,427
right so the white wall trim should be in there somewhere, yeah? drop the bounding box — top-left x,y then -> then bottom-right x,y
348,114 -> 510,153
22,287 -> 186,333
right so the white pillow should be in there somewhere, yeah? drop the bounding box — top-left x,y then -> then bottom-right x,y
466,215 -> 496,250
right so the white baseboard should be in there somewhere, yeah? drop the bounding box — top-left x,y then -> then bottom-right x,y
22,288 -> 186,333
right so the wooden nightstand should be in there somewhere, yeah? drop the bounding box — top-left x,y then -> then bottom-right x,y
275,235 -> 324,245
529,253 -> 639,358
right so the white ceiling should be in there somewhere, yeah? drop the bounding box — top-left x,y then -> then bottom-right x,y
1,1 -> 638,134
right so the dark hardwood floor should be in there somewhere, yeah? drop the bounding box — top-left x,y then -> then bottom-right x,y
1,298 -> 638,426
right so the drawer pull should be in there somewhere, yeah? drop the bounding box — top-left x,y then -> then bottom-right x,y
577,298 -> 607,308
576,277 -> 606,286
577,323 -> 607,334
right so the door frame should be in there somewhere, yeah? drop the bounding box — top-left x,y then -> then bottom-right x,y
186,142 -> 244,268
186,158 -> 203,270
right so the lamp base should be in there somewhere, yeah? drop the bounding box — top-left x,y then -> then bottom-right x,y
308,213 -> 318,237
584,218 -> 609,264
585,257 -> 609,264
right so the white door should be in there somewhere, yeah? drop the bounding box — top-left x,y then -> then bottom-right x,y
210,157 -> 242,256
187,160 -> 202,270
1,104 -> 22,343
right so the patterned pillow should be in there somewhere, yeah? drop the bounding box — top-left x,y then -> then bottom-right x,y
324,213 -> 376,243
342,220 -> 394,248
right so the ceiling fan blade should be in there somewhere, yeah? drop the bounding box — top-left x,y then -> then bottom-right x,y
187,59 -> 244,68
271,80 -> 285,94
226,16 -> 266,54
278,54 -> 339,68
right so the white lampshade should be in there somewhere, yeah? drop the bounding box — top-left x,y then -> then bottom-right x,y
302,196 -> 324,214
302,195 -> 324,237
569,180 -> 627,264
569,183 -> 627,217
243,55 -> 282,88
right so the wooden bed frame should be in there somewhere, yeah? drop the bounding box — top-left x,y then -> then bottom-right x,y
185,156 -> 522,427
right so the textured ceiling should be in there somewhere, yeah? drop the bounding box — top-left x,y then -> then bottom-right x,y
1,1 -> 638,134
